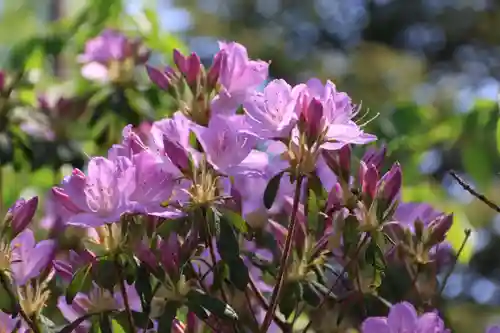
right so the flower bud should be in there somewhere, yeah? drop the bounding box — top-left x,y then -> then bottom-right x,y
360,161 -> 378,201
4,197 -> 38,238
146,65 -> 176,91
362,145 -> 386,170
186,53 -> 202,86
414,219 -> 425,242
160,233 -> 180,276
378,162 -> 402,204
426,214 -> 453,247
301,97 -> 324,142
173,49 -> 189,74
326,182 -> 343,213
322,145 -> 351,182
163,135 -> 189,172
207,50 -> 226,90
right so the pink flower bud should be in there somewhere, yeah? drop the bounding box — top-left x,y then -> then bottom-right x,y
160,233 -> 180,275
322,145 -> 351,181
5,196 -> 38,238
362,145 -> 386,170
326,182 -> 343,213
186,53 -> 202,86
427,214 -> 453,246
207,50 -> 226,90
146,65 -> 175,91
360,161 -> 379,200
173,49 -> 189,74
379,162 -> 402,204
301,97 -> 324,141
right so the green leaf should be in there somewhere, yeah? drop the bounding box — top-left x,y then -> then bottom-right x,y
216,216 -> 240,262
135,265 -> 153,313
186,289 -> 238,321
99,314 -> 112,333
113,311 -> 153,332
461,140 -> 492,187
302,282 -> 321,307
226,257 -> 250,291
158,302 -> 180,332
156,217 -> 186,238
279,282 -> 300,319
218,207 -> 248,233
264,171 -> 285,209
66,264 -> 93,304
91,258 -> 119,291
110,319 -> 126,333
0,272 -> 16,314
57,314 -> 94,333
117,253 -> 138,285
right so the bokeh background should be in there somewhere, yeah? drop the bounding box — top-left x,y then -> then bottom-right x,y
1,0 -> 500,331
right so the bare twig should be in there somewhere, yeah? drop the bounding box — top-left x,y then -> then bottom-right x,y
260,176 -> 304,332
438,228 -> 472,296
449,170 -> 500,213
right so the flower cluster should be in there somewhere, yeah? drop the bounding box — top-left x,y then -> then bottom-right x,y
0,33 -> 474,332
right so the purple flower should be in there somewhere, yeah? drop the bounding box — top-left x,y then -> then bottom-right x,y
128,151 -> 180,217
79,29 -> 148,82
295,78 -> 376,150
487,326 -> 500,333
228,150 -> 271,227
361,302 -> 450,333
0,311 -> 22,332
10,229 -> 55,285
5,196 -> 38,238
243,79 -> 305,139
192,115 -> 257,172
52,157 -> 136,227
211,42 -> 269,114
150,111 -> 199,165
108,125 -> 149,160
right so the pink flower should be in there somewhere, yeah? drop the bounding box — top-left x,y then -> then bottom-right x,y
52,157 -> 136,227
192,115 -> 257,172
244,79 -> 305,139
211,42 -> 269,114
295,78 -> 376,150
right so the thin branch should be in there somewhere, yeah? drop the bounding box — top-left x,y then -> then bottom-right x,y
248,275 -> 291,332
115,261 -> 135,332
449,170 -> 500,213
260,175 -> 304,332
438,228 -> 472,296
